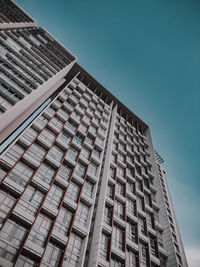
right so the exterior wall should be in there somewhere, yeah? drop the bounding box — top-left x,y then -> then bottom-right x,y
0,1 -> 188,267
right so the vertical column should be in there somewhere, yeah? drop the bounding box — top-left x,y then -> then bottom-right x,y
88,103 -> 117,267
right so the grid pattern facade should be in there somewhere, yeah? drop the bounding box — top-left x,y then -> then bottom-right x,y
0,1 -> 188,267
0,0 -> 34,24
0,76 -> 111,267
0,27 -> 75,114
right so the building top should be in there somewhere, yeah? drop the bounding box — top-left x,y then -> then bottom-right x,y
0,0 -> 37,29
70,63 -> 149,132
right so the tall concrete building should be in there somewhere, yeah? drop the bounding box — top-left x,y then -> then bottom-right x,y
0,1 -> 188,267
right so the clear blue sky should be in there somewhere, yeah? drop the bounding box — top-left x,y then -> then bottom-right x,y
16,0 -> 200,265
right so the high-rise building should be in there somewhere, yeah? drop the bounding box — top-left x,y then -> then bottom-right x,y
0,1 -> 188,267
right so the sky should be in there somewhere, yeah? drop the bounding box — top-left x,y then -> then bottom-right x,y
16,0 -> 200,266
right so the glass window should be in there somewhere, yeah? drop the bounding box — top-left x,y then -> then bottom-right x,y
0,191 -> 15,225
66,120 -> 77,132
80,147 -> 90,160
59,131 -> 71,144
109,167 -> 115,179
127,221 -> 137,243
45,185 -> 63,208
28,214 -> 52,247
66,182 -> 80,202
3,143 -> 24,166
126,249 -> 137,267
127,198 -> 136,215
99,232 -> 109,261
88,162 -> 98,176
56,164 -> 72,182
42,243 -> 62,267
150,236 -> 157,256
64,233 -> 83,266
50,116 -> 63,130
104,205 -> 112,225
75,202 -> 89,226
66,146 -> 79,161
48,145 -> 64,162
140,243 -> 148,267
39,128 -> 55,145
116,181 -> 125,196
127,179 -> 135,194
7,161 -> 34,188
24,143 -> 46,163
137,196 -> 144,211
21,127 -> 38,144
33,162 -> 55,185
82,179 -> 94,198
138,217 -> 146,235
107,184 -> 114,199
74,133 -> 84,145
92,147 -> 101,158
15,255 -> 38,267
22,186 -> 43,208
0,220 -> 26,262
74,162 -> 86,178
54,207 -> 73,236
117,166 -> 125,177
85,134 -> 94,146
112,225 -> 124,251
114,200 -> 124,220
118,153 -> 125,163
110,256 -> 125,267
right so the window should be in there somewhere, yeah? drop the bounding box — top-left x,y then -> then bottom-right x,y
0,165 -> 7,182
117,166 -> 125,178
42,243 -> 61,267
80,147 -> 90,160
21,127 -> 38,144
39,128 -> 55,145
46,185 -> 63,208
110,256 -> 125,267
0,190 -> 15,225
127,179 -> 135,194
64,233 -> 83,266
127,165 -> 134,177
74,133 -> 84,145
75,202 -> 89,226
127,221 -> 137,243
59,131 -> 71,144
109,167 -> 115,179
137,196 -> 144,211
126,249 -> 137,267
48,145 -> 64,162
71,111 -> 81,122
56,163 -> 72,182
114,200 -> 124,220
136,180 -> 143,191
100,232 -> 110,261
111,153 -> 116,163
118,153 -> 125,163
118,142 -> 125,151
140,243 -> 148,267
145,194 -> 151,207
36,114 -> 48,127
90,125 -> 97,134
150,236 -> 157,256
25,143 -> 46,163
127,154 -> 134,164
79,123 -> 87,133
92,147 -> 101,158
7,161 -> 34,188
74,162 -> 86,178
146,212 -> 154,228
138,217 -> 146,235
33,162 -> 55,185
96,136 -> 104,146
157,230 -> 163,247
127,198 -> 136,215
104,205 -> 112,225
50,116 -> 63,130
112,225 -> 124,251
88,162 -> 98,176
3,143 -> 24,166
66,146 -> 79,161
66,182 -> 80,202
85,134 -> 94,146
107,184 -> 114,199
22,186 -> 43,208
54,207 -> 73,236
28,214 -> 52,246
135,165 -> 141,176
15,255 -> 37,267
66,120 -> 77,132
116,181 -> 125,196
0,220 -> 26,262
82,179 -> 94,198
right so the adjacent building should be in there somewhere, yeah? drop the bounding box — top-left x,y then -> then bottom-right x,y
0,1 -> 188,267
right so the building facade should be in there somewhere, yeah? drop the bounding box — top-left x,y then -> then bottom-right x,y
0,1 -> 188,267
